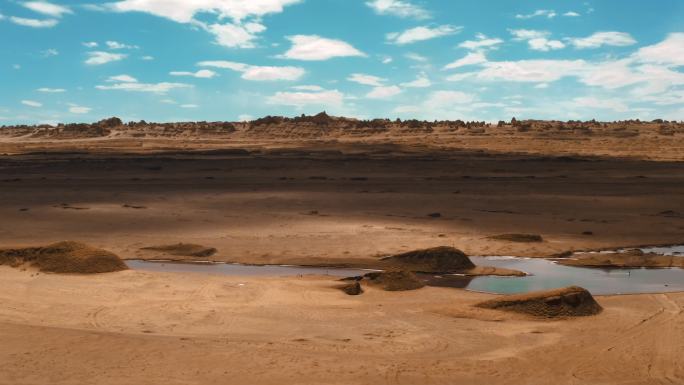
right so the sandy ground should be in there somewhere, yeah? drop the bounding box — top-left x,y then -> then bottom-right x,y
0,266 -> 682,385
1,126 -> 683,384
0,143 -> 682,264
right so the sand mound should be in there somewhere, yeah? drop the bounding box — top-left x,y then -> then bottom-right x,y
489,233 -> 543,243
476,286 -> 602,318
363,270 -> 425,291
382,246 -> 475,272
0,241 -> 127,274
141,243 -> 217,257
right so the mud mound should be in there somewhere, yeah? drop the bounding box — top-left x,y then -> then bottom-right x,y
363,270 -> 425,291
141,243 -> 217,257
382,246 -> 475,272
489,233 -> 543,243
0,241 -> 127,274
560,250 -> 684,268
338,281 -> 363,295
476,286 -> 602,318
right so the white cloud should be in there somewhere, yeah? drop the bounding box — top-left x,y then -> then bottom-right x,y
170,69 -> 217,78
386,25 -> 461,45
365,0 -> 430,19
571,97 -> 629,112
347,73 -> 386,86
106,40 -> 138,49
68,104 -> 92,114
528,38 -> 565,51
632,33 -> 684,66
367,85 -> 401,99
458,33 -> 503,50
404,52 -> 428,62
141,55 -> 154,61
515,9 -> 556,19
291,85 -> 323,91
180,104 -> 198,108
564,11 -> 580,17
279,35 -> 365,60
534,83 -> 549,89
198,60 -> 305,80
22,1 -> 72,17
509,29 -> 565,51
267,89 -> 344,108
238,114 -> 253,121
381,56 -> 393,64
108,0 -> 302,49
107,74 -> 138,83
85,51 -> 127,65
400,72 -> 431,88
10,16 -> 58,28
37,87 -> 66,93
444,52 -> 487,69
108,0 -> 301,23
82,41 -> 98,48
21,100 -> 42,107
206,22 -> 265,48
568,32 -> 637,49
96,82 -> 192,93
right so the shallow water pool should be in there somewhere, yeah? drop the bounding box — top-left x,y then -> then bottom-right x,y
126,248 -> 684,295
126,260 -> 373,278
452,256 -> 684,295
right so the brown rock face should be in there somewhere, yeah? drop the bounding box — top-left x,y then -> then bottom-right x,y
476,286 -> 603,318
382,246 -> 475,272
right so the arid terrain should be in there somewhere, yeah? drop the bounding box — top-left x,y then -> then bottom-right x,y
0,115 -> 683,384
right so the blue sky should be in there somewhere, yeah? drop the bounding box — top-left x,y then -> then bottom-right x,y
1,0 -> 683,124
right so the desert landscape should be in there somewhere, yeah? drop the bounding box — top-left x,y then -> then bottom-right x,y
0,115 -> 683,384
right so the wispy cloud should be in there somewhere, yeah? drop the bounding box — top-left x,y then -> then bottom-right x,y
567,32 -> 637,49
68,104 -> 92,114
85,51 -> 127,65
347,73 -> 386,87
366,85 -> 401,99
400,72 -> 431,88
386,25 -> 461,45
37,87 -> 66,93
22,1 -> 72,17
267,89 -> 345,108
198,61 -> 305,80
515,9 -> 556,19
21,100 -> 43,107
170,70 -> 217,79
10,16 -> 58,28
106,40 -> 138,49
458,33 -> 503,50
96,76 -> 191,93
